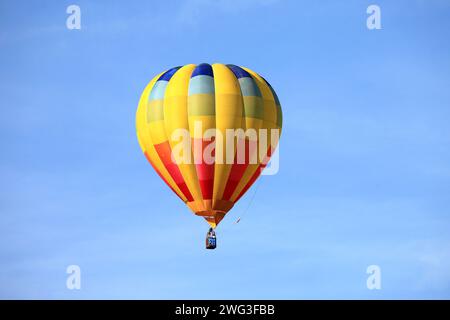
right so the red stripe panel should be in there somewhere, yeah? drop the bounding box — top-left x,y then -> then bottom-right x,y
192,138 -> 215,199
144,152 -> 184,201
222,139 -> 256,201
153,141 -> 194,202
234,146 -> 272,203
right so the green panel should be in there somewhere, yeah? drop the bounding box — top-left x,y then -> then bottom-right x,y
243,96 -> 264,119
147,100 -> 164,122
188,94 -> 216,116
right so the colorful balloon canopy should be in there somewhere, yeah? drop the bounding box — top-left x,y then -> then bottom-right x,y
136,63 -> 282,228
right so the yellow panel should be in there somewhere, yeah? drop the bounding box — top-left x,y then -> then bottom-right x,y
164,64 -> 205,209
229,67 -> 279,202
149,120 -> 168,145
211,63 -> 244,208
188,115 -> 216,138
136,72 -> 163,153
243,67 -> 280,155
242,67 -> 277,127
136,71 -> 187,202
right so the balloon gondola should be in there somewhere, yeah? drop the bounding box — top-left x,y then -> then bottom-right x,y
205,228 -> 217,250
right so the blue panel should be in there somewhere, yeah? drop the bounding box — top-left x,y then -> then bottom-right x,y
158,66 -> 181,81
191,63 -> 214,77
188,75 -> 215,95
238,77 -> 262,97
149,80 -> 168,100
226,64 -> 251,79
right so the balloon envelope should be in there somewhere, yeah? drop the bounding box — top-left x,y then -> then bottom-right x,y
136,63 -> 282,228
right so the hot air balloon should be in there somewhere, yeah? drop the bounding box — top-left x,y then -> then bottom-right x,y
135,63 -> 282,248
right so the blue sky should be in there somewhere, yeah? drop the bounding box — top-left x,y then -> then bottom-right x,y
1,0 -> 450,299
